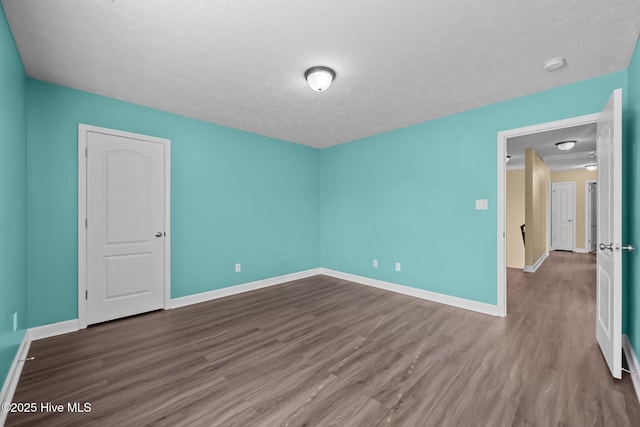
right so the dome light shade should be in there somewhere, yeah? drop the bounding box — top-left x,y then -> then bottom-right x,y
555,140 -> 576,151
585,164 -> 597,171
305,66 -> 336,92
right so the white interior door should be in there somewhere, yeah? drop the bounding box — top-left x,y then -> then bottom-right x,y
596,89 -> 623,379
86,129 -> 167,325
552,182 -> 575,251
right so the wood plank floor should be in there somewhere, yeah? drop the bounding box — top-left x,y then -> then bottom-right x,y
6,251 -> 640,426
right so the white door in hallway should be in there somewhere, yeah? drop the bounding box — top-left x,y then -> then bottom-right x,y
552,182 -> 575,251
83,126 -> 169,326
596,89 -> 623,379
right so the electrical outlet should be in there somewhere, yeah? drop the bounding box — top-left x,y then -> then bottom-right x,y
395,262 -> 401,272
13,312 -> 18,332
373,259 -> 378,268
235,263 -> 241,273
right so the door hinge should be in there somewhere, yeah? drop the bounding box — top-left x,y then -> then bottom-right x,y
85,147 -> 87,158
85,218 -> 88,229
85,290 -> 88,300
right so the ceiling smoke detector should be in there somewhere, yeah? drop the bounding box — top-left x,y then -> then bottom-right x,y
543,57 -> 566,71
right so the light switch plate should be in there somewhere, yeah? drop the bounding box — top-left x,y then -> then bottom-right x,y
476,199 -> 488,210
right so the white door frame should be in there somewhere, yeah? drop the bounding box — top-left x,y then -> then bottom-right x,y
548,181 -> 553,252
585,180 -> 597,252
497,113 -> 599,317
78,124 -> 171,329
551,181 -> 577,252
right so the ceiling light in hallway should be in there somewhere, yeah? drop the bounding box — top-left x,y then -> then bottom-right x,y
555,140 -> 576,151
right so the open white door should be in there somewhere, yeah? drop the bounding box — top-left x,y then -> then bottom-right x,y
596,89 -> 623,379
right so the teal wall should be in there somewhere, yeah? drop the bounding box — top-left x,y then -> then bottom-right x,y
628,41 -> 640,353
0,5 -> 27,389
26,80 -> 320,327
320,71 -> 628,305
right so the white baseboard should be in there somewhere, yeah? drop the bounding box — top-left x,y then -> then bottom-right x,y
1,318 -> 81,424
524,251 -> 549,273
319,268 -> 499,316
170,268 -> 322,309
574,248 -> 589,253
28,319 -> 79,341
623,335 -> 640,404
0,332 -> 31,426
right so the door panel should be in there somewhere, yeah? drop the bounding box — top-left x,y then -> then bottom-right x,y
105,150 -> 152,244
596,89 -> 622,379
597,265 -> 611,335
105,254 -> 152,298
87,131 -> 165,325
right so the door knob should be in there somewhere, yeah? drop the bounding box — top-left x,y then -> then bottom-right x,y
622,245 -> 635,252
599,243 -> 613,251
155,232 -> 163,238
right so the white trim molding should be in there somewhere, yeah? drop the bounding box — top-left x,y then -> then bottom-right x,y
1,320 -> 80,424
319,268 -> 499,317
623,335 -> 640,404
170,268 -> 322,309
548,181 -> 553,254
28,319 -> 79,341
524,251 -> 549,273
78,124 -> 171,329
0,333 -> 31,425
574,248 -> 589,254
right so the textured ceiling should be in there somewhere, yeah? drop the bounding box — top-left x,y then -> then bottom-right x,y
3,0 -> 640,148
507,123 -> 596,171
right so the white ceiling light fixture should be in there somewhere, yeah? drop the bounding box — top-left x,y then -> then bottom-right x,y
585,164 -> 598,171
555,140 -> 576,151
543,57 -> 566,71
304,66 -> 336,92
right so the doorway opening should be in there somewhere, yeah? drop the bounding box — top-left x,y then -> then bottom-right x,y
498,89 -> 624,380
497,112 -> 600,316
